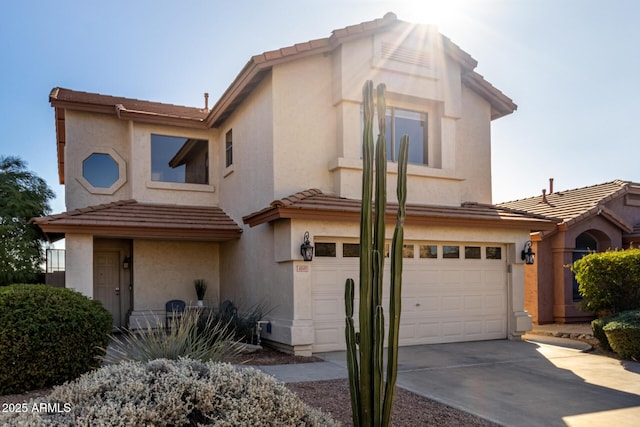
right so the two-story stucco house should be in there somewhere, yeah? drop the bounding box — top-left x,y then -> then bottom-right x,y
33,13 -> 555,355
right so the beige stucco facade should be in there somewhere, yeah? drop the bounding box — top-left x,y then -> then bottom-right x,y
38,14 -> 551,353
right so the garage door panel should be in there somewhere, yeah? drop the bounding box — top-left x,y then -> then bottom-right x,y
313,297 -> 342,317
311,242 -> 508,352
486,318 -> 506,335
464,321 -> 484,336
441,270 -> 463,283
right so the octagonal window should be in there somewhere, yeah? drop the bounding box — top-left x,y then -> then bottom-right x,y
83,153 -> 119,188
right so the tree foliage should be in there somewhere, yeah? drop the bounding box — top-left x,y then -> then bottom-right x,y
0,156 -> 54,285
573,249 -> 640,316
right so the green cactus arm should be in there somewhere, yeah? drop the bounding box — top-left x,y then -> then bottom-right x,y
358,80 -> 375,426
373,83 -> 387,309
345,278 -> 361,426
374,305 -> 385,426
382,135 -> 409,426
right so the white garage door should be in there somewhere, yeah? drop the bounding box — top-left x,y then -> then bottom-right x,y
311,241 -> 507,352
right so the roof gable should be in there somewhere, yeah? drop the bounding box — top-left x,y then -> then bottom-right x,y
205,12 -> 516,127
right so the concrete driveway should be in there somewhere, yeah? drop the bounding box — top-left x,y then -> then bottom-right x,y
316,339 -> 640,427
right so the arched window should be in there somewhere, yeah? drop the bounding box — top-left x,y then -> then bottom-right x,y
572,232 -> 598,301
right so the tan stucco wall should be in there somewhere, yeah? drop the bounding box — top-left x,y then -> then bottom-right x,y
272,55 -> 336,200
64,233 -> 93,297
64,111 -> 131,210
457,86 -> 493,204
132,240 -> 220,311
63,110 -> 218,211
218,77 -> 275,221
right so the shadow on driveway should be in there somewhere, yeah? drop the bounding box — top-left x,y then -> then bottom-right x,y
320,339 -> 640,427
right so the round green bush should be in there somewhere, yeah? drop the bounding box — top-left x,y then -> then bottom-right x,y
0,284 -> 112,394
0,358 -> 338,426
573,249 -> 640,315
603,309 -> 640,360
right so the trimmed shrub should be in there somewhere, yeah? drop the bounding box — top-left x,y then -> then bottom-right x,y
572,249 -> 640,316
603,309 -> 640,360
102,306 -> 242,365
217,300 -> 271,344
591,317 -> 612,351
0,358 -> 338,426
0,284 -> 112,394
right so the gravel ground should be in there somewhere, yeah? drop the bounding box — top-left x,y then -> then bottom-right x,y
287,378 -> 499,426
229,348 -> 499,426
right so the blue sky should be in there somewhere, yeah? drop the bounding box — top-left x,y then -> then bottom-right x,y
2,0 -> 640,218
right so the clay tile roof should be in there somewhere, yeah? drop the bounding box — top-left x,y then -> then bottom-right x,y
50,87 -> 209,126
31,200 -> 242,242
497,180 -> 635,228
243,189 -> 557,231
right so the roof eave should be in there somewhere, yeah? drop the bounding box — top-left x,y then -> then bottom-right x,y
50,98 -> 208,129
243,205 -> 556,232
34,223 -> 242,242
461,72 -> 517,120
204,41 -> 332,128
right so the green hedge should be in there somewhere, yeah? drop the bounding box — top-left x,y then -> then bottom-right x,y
603,309 -> 640,360
0,284 -> 112,394
572,249 -> 640,316
590,317 -> 612,351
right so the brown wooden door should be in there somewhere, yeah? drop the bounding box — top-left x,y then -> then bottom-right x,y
94,251 -> 121,328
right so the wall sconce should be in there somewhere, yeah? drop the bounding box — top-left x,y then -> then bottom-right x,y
521,241 -> 535,265
123,256 -> 131,269
300,231 -> 314,262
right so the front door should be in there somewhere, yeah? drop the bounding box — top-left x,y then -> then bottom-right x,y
94,251 -> 121,328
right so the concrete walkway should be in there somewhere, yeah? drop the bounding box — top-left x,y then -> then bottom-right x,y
257,330 -> 640,427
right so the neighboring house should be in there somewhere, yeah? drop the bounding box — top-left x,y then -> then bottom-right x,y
33,13 -> 555,355
498,179 -> 640,324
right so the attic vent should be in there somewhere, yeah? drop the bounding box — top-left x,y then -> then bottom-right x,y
381,42 -> 431,68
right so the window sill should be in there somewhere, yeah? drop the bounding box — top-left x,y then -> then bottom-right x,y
146,180 -> 215,193
328,157 -> 461,181
223,165 -> 234,178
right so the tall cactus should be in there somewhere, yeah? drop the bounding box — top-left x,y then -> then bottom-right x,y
345,80 -> 409,427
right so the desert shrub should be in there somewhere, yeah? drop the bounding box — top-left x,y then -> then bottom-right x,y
572,249 -> 640,316
102,307 -> 242,365
603,309 -> 640,360
217,300 -> 271,344
0,284 -> 112,394
0,358 -> 338,426
590,317 -> 612,351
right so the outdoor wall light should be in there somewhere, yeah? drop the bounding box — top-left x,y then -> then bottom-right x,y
521,241 -> 535,265
300,231 -> 314,262
123,256 -> 131,269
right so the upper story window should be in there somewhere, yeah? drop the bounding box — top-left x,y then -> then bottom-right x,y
225,129 -> 233,168
151,134 -> 208,184
83,153 -> 118,188
384,108 -> 427,164
78,148 -> 127,195
364,106 -> 429,165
